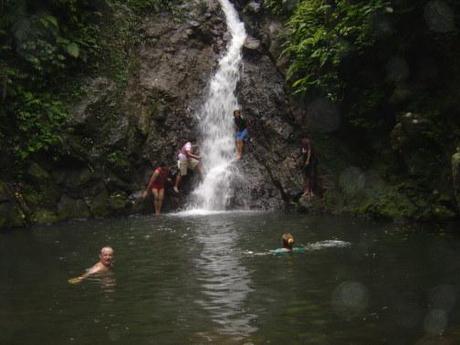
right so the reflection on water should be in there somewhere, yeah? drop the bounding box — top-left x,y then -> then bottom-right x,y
191,216 -> 257,341
86,272 -> 117,294
2,214 -> 460,345
245,240 -> 352,256
305,240 -> 351,251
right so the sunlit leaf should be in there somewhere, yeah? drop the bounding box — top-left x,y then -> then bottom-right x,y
66,42 -> 79,58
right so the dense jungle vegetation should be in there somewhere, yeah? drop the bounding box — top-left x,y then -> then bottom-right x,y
1,0 -> 460,224
264,0 -> 460,219
0,0 -> 177,174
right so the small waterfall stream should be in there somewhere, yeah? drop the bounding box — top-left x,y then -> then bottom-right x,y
189,0 -> 247,211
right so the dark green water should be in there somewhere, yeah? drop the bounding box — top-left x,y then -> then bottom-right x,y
1,212 -> 460,345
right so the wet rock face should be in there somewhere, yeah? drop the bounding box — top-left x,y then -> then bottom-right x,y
0,182 -> 27,228
233,46 -> 303,209
451,150 -> 460,210
1,1 -> 230,229
127,5 -> 227,160
1,0 -> 307,229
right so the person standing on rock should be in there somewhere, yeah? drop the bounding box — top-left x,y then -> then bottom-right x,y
300,135 -> 317,198
142,162 -> 170,215
234,109 -> 249,160
174,141 -> 202,193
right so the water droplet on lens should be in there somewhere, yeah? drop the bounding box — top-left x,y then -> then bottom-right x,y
424,309 -> 448,335
430,285 -> 456,312
339,167 -> 365,195
332,281 -> 369,319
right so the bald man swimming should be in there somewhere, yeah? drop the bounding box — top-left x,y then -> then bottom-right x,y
68,246 -> 114,284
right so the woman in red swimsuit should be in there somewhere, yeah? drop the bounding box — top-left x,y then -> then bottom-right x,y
142,162 -> 170,215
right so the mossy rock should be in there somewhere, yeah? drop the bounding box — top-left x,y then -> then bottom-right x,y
451,151 -> 460,209
105,173 -> 133,192
0,201 -> 27,229
109,192 -> 129,212
54,168 -> 100,193
22,184 -> 62,209
32,209 -> 59,225
0,182 -> 27,229
27,163 -> 51,181
57,195 -> 91,220
0,181 -> 9,202
129,191 -> 147,214
363,190 -> 418,220
106,151 -> 133,179
87,189 -> 111,217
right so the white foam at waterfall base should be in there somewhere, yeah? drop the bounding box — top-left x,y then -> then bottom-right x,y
305,240 -> 351,250
171,209 -> 264,217
188,0 -> 247,211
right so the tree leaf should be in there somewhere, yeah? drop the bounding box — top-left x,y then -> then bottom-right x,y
66,42 -> 80,58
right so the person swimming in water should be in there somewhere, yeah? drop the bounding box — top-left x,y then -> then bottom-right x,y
68,246 -> 114,284
271,233 -> 305,255
282,233 -> 295,251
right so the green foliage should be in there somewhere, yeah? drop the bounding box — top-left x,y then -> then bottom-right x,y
0,0 -> 104,171
10,90 -> 68,160
114,0 -> 179,12
264,0 -> 298,16
264,0 -> 285,15
282,0 -> 389,100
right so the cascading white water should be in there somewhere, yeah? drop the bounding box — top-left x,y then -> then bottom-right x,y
190,0 -> 247,210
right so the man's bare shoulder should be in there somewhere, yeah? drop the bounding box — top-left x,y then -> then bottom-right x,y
88,262 -> 110,275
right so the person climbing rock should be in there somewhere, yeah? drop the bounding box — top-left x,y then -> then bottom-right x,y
234,109 -> 249,160
174,141 -> 202,193
68,246 -> 114,284
299,135 -> 317,198
142,162 -> 170,215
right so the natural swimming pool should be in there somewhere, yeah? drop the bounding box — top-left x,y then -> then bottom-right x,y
1,212 -> 460,344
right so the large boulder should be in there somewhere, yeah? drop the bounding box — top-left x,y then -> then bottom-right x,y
451,149 -> 460,210
57,195 -> 91,221
0,182 -> 27,229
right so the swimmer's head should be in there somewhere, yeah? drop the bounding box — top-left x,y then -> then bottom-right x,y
233,109 -> 241,117
100,246 -> 114,267
282,233 -> 295,250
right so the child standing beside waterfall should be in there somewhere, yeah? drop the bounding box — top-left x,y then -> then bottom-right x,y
234,109 -> 249,160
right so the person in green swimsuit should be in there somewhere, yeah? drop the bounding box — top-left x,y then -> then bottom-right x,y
271,233 -> 305,255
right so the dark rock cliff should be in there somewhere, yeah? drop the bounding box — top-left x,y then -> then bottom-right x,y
3,0 -> 457,229
0,0 -> 308,229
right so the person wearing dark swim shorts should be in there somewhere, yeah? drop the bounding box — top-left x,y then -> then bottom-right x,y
234,109 -> 249,160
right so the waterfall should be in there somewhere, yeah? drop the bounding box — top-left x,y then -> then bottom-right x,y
189,0 -> 247,211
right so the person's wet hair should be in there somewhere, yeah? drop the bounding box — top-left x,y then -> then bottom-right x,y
282,233 -> 295,249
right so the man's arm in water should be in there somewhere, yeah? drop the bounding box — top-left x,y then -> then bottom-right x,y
68,262 -> 106,284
